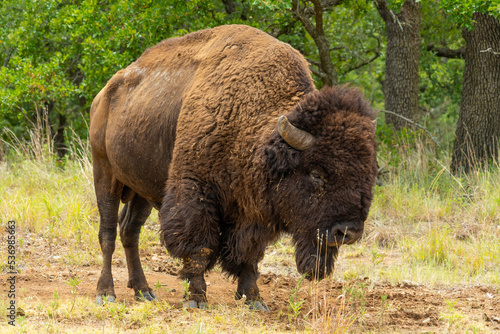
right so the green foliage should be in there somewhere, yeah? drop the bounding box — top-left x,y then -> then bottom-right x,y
287,276 -> 306,322
376,123 -> 425,168
252,0 -> 386,98
342,282 -> 367,317
441,0 -> 500,29
327,1 -> 385,89
250,0 -> 291,11
0,0 -> 256,140
386,0 -> 421,11
181,279 -> 191,300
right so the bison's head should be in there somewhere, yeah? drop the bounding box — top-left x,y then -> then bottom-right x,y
264,86 -> 377,280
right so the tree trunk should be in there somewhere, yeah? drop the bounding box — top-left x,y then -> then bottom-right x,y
374,0 -> 421,131
451,13 -> 500,174
54,112 -> 67,158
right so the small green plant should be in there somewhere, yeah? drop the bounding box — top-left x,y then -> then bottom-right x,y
154,280 -> 171,299
18,237 -> 24,264
181,278 -> 191,301
130,302 -> 156,326
108,301 -> 127,324
287,276 -> 306,323
439,298 -> 465,331
48,290 -> 60,318
379,293 -> 389,326
42,197 -> 58,255
66,276 -> 82,315
195,320 -> 205,334
371,249 -> 386,265
343,282 -> 367,319
17,315 -> 27,334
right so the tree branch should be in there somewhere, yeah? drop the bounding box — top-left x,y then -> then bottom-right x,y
373,0 -> 404,31
427,43 -> 465,59
293,0 -> 339,85
306,57 -> 321,67
2,47 -> 15,68
480,48 -> 500,56
373,0 -> 391,22
268,19 -> 299,38
347,52 -> 380,72
329,34 -> 381,73
222,0 -> 237,15
301,0 -> 344,16
378,109 -> 440,146
310,0 -> 324,36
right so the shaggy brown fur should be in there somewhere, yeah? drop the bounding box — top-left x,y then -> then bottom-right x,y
89,25 -> 377,309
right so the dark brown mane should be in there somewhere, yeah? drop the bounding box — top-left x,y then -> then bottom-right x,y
290,85 -> 376,134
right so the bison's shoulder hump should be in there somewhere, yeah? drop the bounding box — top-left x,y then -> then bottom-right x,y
133,25 -> 304,71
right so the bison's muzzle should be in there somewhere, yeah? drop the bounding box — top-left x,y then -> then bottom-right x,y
325,224 -> 363,247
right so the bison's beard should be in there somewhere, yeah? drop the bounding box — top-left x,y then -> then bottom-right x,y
294,237 -> 338,280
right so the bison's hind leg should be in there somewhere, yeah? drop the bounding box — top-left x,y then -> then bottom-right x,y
94,164 -> 123,305
118,193 -> 155,301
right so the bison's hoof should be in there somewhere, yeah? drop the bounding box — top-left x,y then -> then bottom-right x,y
95,294 -> 116,305
183,300 -> 198,308
183,300 -> 209,310
246,300 -> 270,312
135,290 -> 157,302
198,302 -> 209,310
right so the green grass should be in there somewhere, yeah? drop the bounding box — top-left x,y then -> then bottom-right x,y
363,132 -> 500,286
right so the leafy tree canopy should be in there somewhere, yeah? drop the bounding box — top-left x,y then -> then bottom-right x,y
440,0 -> 500,29
0,0 -> 258,138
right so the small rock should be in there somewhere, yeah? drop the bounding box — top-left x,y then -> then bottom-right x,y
16,308 -> 26,317
400,280 -> 419,288
483,313 -> 500,322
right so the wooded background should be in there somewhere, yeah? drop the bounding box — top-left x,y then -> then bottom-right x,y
1,0 -> 499,173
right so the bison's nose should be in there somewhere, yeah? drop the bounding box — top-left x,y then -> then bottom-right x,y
327,225 -> 363,246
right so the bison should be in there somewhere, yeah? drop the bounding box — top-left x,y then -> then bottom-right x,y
90,24 -> 377,310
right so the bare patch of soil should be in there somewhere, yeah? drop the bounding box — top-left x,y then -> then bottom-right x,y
1,243 -> 499,332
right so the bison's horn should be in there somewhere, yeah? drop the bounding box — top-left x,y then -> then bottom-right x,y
277,115 -> 315,151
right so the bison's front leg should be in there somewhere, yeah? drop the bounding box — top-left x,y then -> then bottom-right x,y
235,263 -> 270,311
160,179 -> 221,309
178,248 -> 215,309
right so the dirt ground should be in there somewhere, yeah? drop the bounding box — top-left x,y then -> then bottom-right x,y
2,242 -> 499,333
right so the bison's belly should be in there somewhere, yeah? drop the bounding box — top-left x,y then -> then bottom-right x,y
105,120 -> 173,204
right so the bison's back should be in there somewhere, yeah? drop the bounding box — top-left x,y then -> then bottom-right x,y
90,25 -> 314,203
